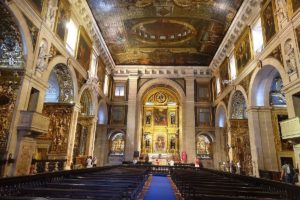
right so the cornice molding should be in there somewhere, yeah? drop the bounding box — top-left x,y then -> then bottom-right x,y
209,0 -> 261,71
113,65 -> 212,79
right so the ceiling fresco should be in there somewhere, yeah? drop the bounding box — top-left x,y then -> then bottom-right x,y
87,0 -> 244,66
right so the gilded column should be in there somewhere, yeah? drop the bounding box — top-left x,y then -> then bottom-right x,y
125,74 -> 139,161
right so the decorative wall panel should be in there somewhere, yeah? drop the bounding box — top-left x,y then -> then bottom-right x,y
0,2 -> 23,68
23,15 -> 39,51
42,104 -> 73,154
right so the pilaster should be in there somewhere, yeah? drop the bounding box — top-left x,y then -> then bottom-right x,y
125,75 -> 139,161
183,76 -> 196,163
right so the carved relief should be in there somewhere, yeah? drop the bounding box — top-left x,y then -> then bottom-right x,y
284,38 -> 297,74
275,0 -> 288,29
36,39 -> 49,72
0,2 -> 23,68
42,104 -> 73,154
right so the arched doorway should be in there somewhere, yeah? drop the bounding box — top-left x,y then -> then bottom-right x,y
140,86 -> 180,164
108,131 -> 126,165
228,89 -> 252,175
41,63 -> 75,162
249,64 -> 291,172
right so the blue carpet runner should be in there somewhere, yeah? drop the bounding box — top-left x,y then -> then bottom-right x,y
144,175 -> 176,200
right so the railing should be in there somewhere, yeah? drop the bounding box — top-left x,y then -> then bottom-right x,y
31,159 -> 67,174
18,111 -> 50,133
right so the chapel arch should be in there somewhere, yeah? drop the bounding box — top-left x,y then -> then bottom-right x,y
228,89 -> 252,175
249,63 -> 291,172
140,85 -> 181,164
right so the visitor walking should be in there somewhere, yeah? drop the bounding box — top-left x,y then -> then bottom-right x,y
86,156 -> 93,168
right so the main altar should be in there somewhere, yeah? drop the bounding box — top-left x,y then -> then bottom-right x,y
141,87 -> 180,163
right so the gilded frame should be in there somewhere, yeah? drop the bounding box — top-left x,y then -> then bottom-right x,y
76,26 -> 92,71
234,27 -> 253,75
261,0 -> 278,45
54,0 -> 70,42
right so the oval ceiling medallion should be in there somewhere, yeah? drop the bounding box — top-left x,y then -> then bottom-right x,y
132,19 -> 196,44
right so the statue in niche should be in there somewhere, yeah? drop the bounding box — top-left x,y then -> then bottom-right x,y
170,112 -> 175,124
170,137 -> 176,149
36,40 -> 48,72
145,112 -> 151,124
45,0 -> 58,31
144,134 -> 150,148
276,0 -> 288,26
284,39 -> 297,74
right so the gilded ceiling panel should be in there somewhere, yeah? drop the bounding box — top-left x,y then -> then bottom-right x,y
87,0 -> 243,66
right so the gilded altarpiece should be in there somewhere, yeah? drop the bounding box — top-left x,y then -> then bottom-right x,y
42,104 -> 73,155
0,70 -> 23,156
230,119 -> 252,175
142,87 -> 179,157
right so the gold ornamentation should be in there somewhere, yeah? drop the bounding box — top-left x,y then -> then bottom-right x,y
42,104 -> 73,154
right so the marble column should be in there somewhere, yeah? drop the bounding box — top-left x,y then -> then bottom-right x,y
125,75 -> 139,161
247,106 -> 278,176
65,103 -> 81,169
183,77 -> 196,163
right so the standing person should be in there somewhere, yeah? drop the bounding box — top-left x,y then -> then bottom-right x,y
86,156 -> 93,168
92,156 -> 97,167
236,161 -> 241,174
281,162 -> 294,184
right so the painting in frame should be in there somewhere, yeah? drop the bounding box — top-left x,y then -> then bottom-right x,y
110,106 -> 126,125
261,0 -> 277,44
153,108 -> 167,126
76,27 -> 92,72
219,58 -> 229,90
28,0 -> 45,15
55,0 -> 70,41
234,28 -> 253,75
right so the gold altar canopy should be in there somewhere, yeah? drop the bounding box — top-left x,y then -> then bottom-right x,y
142,87 -> 179,156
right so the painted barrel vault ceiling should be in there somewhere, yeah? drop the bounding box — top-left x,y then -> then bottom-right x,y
87,0 -> 244,66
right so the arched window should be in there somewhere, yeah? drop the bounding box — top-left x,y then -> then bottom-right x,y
45,71 -> 59,102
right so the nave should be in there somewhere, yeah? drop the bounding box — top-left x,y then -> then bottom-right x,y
1,165 -> 300,200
